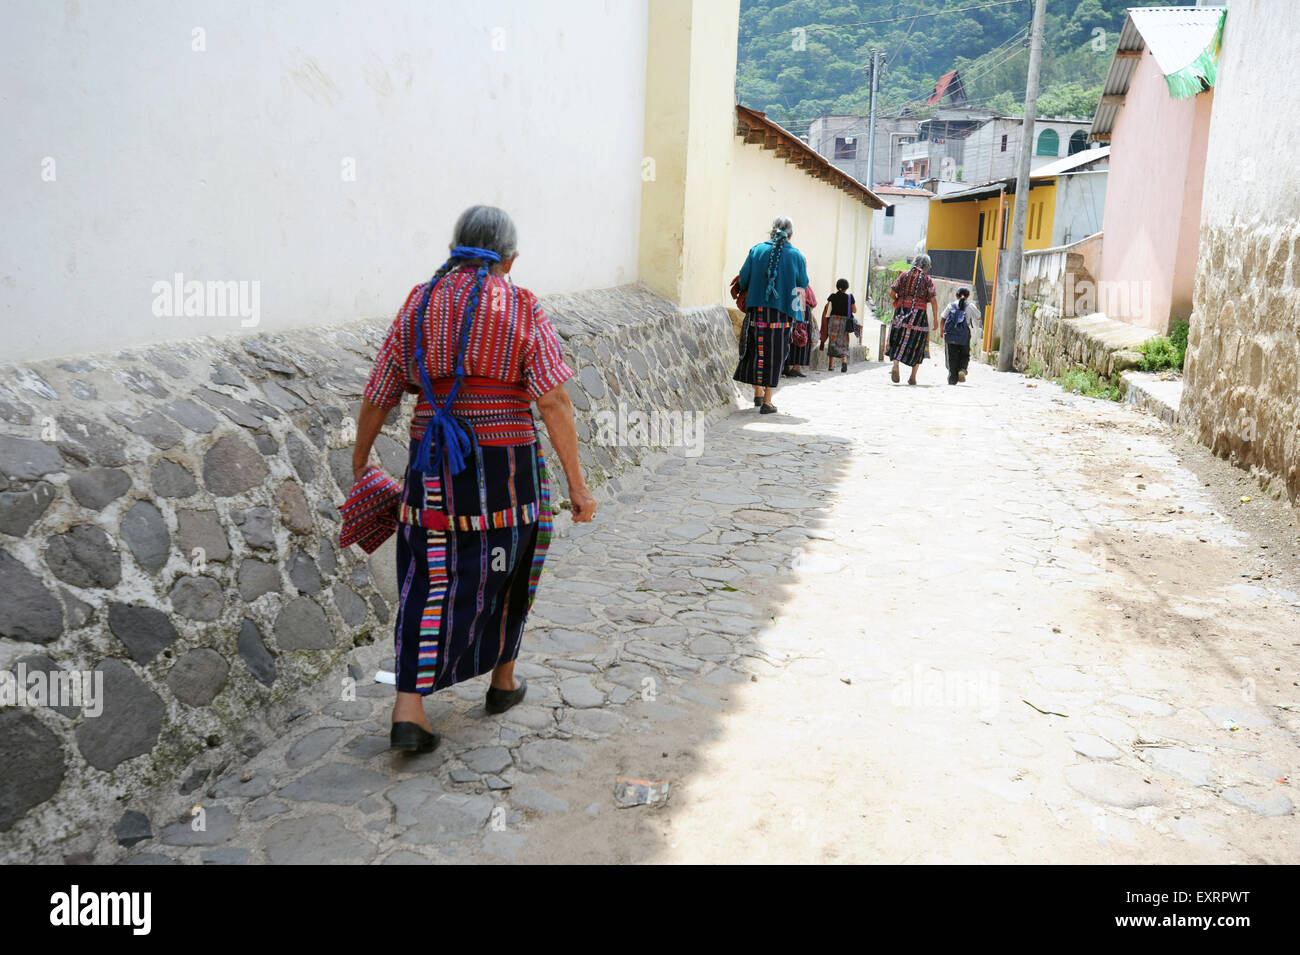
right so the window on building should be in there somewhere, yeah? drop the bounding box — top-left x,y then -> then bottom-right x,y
834,136 -> 856,159
1000,134 -> 1008,152
1036,128 -> 1059,157
1068,130 -> 1087,155
883,204 -> 895,234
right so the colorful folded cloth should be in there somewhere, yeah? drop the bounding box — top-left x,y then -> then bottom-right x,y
338,465 -> 402,554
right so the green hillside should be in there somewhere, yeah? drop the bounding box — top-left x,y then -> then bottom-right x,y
737,0 -> 1178,134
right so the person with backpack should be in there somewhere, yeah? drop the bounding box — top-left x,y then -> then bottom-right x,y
819,278 -> 860,373
939,286 -> 975,385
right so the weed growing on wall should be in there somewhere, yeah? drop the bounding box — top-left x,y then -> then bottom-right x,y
1136,321 -> 1189,373
1170,319 -> 1189,367
1055,365 -> 1121,402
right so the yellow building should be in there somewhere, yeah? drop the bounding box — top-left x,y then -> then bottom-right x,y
925,176 -> 1058,348
638,0 -> 883,314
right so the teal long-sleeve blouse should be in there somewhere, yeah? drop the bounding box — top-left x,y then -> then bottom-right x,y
737,240 -> 810,318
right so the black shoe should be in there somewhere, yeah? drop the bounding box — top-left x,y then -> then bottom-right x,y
485,676 -> 527,714
759,403 -> 778,414
390,721 -> 439,753
753,396 -> 763,407
840,362 -> 847,373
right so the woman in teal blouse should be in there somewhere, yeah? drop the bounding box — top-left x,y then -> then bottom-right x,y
733,216 -> 810,414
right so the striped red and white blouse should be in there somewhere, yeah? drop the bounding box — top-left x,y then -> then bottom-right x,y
364,267 -> 574,447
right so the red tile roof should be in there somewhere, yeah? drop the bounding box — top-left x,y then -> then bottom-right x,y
735,105 -> 885,209
927,70 -> 959,106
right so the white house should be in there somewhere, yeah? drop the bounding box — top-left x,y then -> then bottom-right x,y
871,185 -> 934,264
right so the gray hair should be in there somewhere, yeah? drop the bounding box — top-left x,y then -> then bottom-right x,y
451,205 -> 518,260
771,216 -> 793,240
913,253 -> 931,272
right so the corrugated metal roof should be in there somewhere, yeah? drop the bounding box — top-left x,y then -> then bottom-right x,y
1090,6 -> 1225,140
927,70 -> 959,106
934,175 -> 1055,203
873,186 -> 935,197
1031,145 -> 1111,177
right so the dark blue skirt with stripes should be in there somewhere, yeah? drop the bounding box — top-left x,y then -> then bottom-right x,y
393,439 -> 551,694
733,307 -> 793,388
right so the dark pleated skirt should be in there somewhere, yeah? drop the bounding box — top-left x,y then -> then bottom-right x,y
734,307 -> 792,388
887,306 -> 930,367
787,321 -> 813,366
393,439 -> 551,694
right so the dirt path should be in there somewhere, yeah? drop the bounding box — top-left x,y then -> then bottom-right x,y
122,358 -> 1299,865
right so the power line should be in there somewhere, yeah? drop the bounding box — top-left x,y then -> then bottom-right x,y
756,38 -> 1029,133
885,26 -> 1028,115
741,0 -> 1026,40
890,12 -> 921,74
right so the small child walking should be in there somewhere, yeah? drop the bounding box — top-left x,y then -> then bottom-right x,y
819,279 -> 860,373
939,287 -> 975,385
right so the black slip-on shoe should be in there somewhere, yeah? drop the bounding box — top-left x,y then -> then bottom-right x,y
485,676 -> 528,714
759,403 -> 778,414
390,721 -> 439,753
753,396 -> 763,407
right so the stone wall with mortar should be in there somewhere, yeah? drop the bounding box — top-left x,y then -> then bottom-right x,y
1182,218 -> 1300,504
1009,237 -> 1156,378
0,284 -> 740,862
1179,2 -> 1300,506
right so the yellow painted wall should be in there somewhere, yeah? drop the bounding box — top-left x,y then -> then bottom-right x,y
725,138 -> 875,309
638,0 -> 873,310
926,182 -> 1058,260
639,0 -> 741,305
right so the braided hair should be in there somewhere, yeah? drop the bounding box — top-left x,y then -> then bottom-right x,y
764,216 -> 793,303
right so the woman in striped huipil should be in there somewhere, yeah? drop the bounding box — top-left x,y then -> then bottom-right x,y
886,253 -> 939,385
352,206 -> 597,753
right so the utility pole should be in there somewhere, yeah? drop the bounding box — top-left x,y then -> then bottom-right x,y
996,0 -> 1047,372
866,50 -> 881,187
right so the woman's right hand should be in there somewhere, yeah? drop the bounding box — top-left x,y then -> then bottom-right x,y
569,485 -> 598,523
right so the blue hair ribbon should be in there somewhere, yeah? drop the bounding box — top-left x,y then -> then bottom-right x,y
410,245 -> 503,476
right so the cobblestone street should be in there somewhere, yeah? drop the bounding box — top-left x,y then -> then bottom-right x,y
122,359 -> 1300,864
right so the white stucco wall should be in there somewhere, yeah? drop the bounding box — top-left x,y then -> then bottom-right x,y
872,196 -> 929,264
1,0 -> 649,362
1050,171 -> 1108,248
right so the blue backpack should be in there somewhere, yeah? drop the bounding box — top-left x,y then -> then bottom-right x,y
947,301 -> 971,338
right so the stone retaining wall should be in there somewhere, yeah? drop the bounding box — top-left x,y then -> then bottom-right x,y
1182,217 -> 1300,504
0,283 -> 740,861
1119,371 -> 1182,427
1012,239 -> 1156,378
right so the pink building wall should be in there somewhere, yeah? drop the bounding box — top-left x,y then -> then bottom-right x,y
1099,52 -> 1214,331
